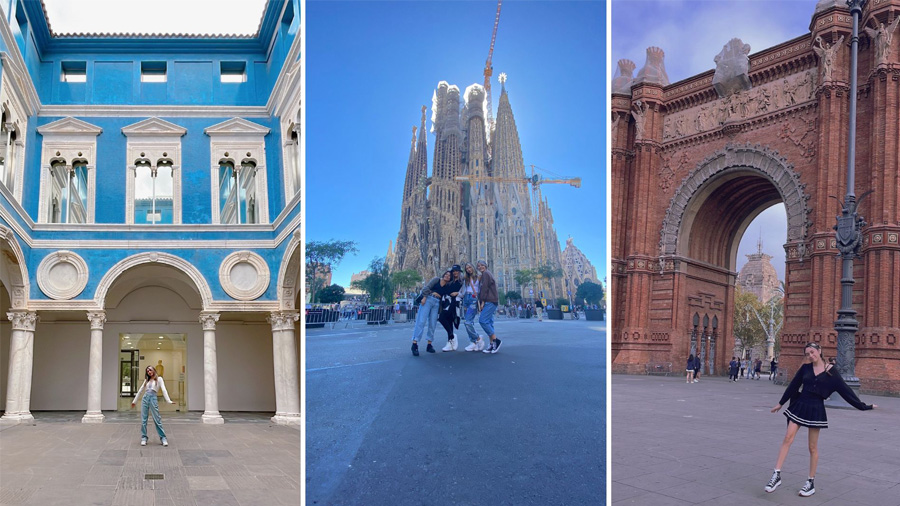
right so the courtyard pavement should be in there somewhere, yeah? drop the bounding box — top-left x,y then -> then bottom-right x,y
612,373 -> 900,506
306,316 -> 606,505
0,412 -> 300,506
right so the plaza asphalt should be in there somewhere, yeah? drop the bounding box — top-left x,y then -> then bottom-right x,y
306,317 -> 606,505
612,373 -> 900,506
0,412 -> 300,506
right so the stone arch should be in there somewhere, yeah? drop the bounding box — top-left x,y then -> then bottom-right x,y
276,229 -> 302,310
0,225 -> 29,308
94,252 -> 213,309
660,143 -> 811,261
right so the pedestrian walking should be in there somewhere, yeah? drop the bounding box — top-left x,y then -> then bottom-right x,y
693,357 -> 701,382
476,260 -> 502,354
686,354 -> 697,383
741,357 -> 749,379
410,271 -> 448,356
770,357 -> 778,380
131,365 -> 175,447
460,263 -> 485,352
754,358 -> 763,380
439,265 -> 463,352
765,342 -> 877,497
535,298 -> 543,321
729,357 -> 739,382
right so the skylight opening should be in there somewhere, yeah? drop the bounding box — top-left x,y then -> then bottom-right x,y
220,61 -> 247,83
61,61 -> 87,83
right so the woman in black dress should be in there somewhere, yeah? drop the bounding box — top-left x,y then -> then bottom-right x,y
765,342 -> 877,497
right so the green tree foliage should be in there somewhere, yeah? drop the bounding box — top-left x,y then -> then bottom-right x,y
316,284 -> 345,304
350,257 -> 393,304
536,263 -> 564,281
391,269 -> 423,298
514,269 -> 535,290
733,287 -> 766,357
575,281 -> 605,305
504,290 -> 522,303
306,239 -> 358,303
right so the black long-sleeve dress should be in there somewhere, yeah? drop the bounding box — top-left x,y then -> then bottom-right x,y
778,362 -> 873,428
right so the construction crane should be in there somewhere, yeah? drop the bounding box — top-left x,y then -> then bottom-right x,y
455,166 -> 581,299
484,0 -> 503,135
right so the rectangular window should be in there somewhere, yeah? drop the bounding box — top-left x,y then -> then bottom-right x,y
47,162 -> 88,223
61,61 -> 87,83
218,161 -> 259,224
141,61 -> 167,83
220,61 -> 246,83
133,160 -> 174,224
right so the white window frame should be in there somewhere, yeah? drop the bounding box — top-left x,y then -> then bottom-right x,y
205,118 -> 270,225
36,117 -> 102,224
0,71 -> 31,203
122,118 -> 186,225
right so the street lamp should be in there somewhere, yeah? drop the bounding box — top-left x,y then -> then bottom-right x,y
830,0 -> 871,404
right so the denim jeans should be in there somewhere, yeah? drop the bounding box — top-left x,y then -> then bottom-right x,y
479,301 -> 497,337
141,392 -> 167,440
411,295 -> 440,343
462,293 -> 479,343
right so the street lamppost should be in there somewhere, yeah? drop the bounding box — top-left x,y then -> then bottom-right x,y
829,0 -> 872,405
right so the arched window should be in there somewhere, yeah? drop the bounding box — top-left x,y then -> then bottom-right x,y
46,158 -> 88,224
133,157 -> 174,224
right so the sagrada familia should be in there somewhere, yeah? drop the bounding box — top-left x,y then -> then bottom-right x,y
388,76 -> 596,300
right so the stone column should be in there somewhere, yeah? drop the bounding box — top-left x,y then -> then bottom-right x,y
2,311 -> 37,423
268,311 -> 301,425
199,312 -> 224,424
82,311 -> 106,423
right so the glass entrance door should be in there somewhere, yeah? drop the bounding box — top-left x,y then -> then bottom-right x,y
120,350 -> 140,397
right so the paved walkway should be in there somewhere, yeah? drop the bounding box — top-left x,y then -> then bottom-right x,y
612,374 -> 900,505
0,414 -> 300,506
306,317 -> 606,505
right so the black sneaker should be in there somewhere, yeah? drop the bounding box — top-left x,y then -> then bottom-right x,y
426,343 -> 435,353
799,479 -> 815,497
411,342 -> 419,356
482,341 -> 495,354
765,471 -> 781,493
491,338 -> 502,354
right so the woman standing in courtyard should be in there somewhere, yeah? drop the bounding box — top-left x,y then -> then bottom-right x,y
131,365 -> 175,447
765,342 -> 876,497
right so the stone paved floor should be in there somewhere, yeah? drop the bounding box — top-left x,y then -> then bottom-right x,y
0,414 -> 300,506
612,374 -> 900,506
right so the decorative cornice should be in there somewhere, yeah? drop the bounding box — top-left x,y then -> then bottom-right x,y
36,117 -> 103,136
121,117 -> 187,138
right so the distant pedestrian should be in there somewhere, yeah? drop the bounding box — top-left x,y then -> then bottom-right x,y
686,354 -> 697,383
741,358 -> 749,379
535,298 -> 544,321
754,358 -> 762,380
693,357 -> 701,382
476,260 -> 502,354
770,358 -> 778,380
131,365 -> 175,447
729,357 -> 739,382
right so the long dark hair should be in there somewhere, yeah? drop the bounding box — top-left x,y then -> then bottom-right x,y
145,365 -> 158,382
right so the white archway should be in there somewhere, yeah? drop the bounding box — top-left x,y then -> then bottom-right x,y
94,252 -> 214,309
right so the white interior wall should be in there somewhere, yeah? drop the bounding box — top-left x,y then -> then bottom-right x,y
216,322 -> 275,411
31,322 -> 91,410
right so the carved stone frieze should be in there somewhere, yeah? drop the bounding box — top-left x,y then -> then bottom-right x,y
199,312 -> 220,331
86,311 -> 107,330
268,311 -> 300,332
662,69 -> 817,143
7,311 -> 37,331
659,144 -> 812,257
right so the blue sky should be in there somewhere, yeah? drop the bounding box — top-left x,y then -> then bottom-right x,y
612,0 -> 822,281
306,1 -> 606,288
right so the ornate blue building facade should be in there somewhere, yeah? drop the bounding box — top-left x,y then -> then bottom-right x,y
0,0 -> 302,425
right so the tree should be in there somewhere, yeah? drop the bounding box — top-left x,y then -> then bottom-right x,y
504,290 -> 522,303
536,263 -> 564,298
391,269 -> 422,299
514,269 -> 535,297
317,284 -> 345,304
350,257 -> 393,304
575,281 -> 604,305
306,240 -> 358,303
733,287 -> 767,358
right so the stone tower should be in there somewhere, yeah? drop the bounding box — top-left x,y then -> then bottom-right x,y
737,239 -> 780,303
562,237 -> 599,296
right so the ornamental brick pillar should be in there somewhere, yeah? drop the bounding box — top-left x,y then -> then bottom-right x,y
268,311 -> 301,426
82,311 -> 106,423
2,311 -> 37,423
199,312 -> 224,424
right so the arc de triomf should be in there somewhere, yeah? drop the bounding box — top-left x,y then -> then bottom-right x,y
611,0 -> 899,395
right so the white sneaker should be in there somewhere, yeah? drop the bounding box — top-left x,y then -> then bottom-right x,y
451,334 -> 458,350
693,379 -> 699,383
161,438 -> 168,447
140,439 -> 147,446
442,340 -> 454,352
464,341 -> 477,352
475,337 -> 485,351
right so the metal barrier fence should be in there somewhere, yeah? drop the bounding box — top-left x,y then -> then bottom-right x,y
305,306 -> 419,329
645,362 -> 674,376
